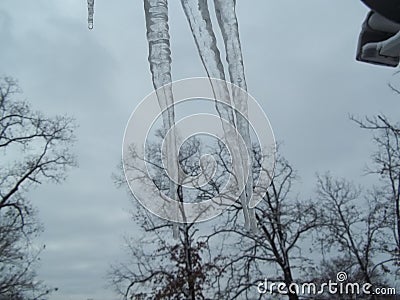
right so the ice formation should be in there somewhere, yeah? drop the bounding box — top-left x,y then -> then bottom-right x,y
141,0 -> 256,233
87,0 -> 94,30
144,0 -> 180,238
181,0 -> 256,230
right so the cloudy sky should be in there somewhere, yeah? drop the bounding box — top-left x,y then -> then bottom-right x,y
1,0 -> 400,299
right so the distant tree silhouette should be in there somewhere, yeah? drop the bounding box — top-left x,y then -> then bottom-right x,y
110,135 -> 323,300
109,134 -> 223,299
204,149 -> 322,300
110,118 -> 399,300
314,173 -> 393,299
0,76 -> 75,299
352,115 -> 400,265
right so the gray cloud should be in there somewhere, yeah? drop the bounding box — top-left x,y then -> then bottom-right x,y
1,0 -> 400,299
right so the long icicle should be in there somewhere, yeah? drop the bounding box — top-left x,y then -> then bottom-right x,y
180,0 -> 253,230
214,0 -> 257,231
144,0 -> 180,238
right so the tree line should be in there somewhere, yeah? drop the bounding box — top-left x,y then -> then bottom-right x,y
109,113 -> 399,299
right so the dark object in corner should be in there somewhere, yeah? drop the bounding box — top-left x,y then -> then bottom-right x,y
356,10 -> 400,67
361,0 -> 400,24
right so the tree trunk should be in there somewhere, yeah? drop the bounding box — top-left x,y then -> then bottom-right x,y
283,266 -> 299,300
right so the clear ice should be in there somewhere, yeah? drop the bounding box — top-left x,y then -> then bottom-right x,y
181,0 -> 256,230
144,0 -> 180,238
87,0 -> 94,30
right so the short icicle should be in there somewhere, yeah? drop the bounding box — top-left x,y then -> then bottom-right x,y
87,0 -> 94,30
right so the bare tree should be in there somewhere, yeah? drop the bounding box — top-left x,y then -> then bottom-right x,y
0,76 -> 76,299
287,115 -> 400,300
113,112 -> 400,300
108,204 -> 219,300
115,131 -> 327,300
316,173 -> 393,299
204,149 -> 321,300
109,134 -> 224,299
113,125 -> 400,299
206,133 -> 399,300
351,115 -> 400,264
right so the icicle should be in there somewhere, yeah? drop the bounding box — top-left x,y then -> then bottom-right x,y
87,0 -> 94,30
214,0 -> 257,231
180,0 -> 253,230
144,0 -> 180,238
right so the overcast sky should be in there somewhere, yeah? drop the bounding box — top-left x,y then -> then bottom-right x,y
1,1 -> 400,299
